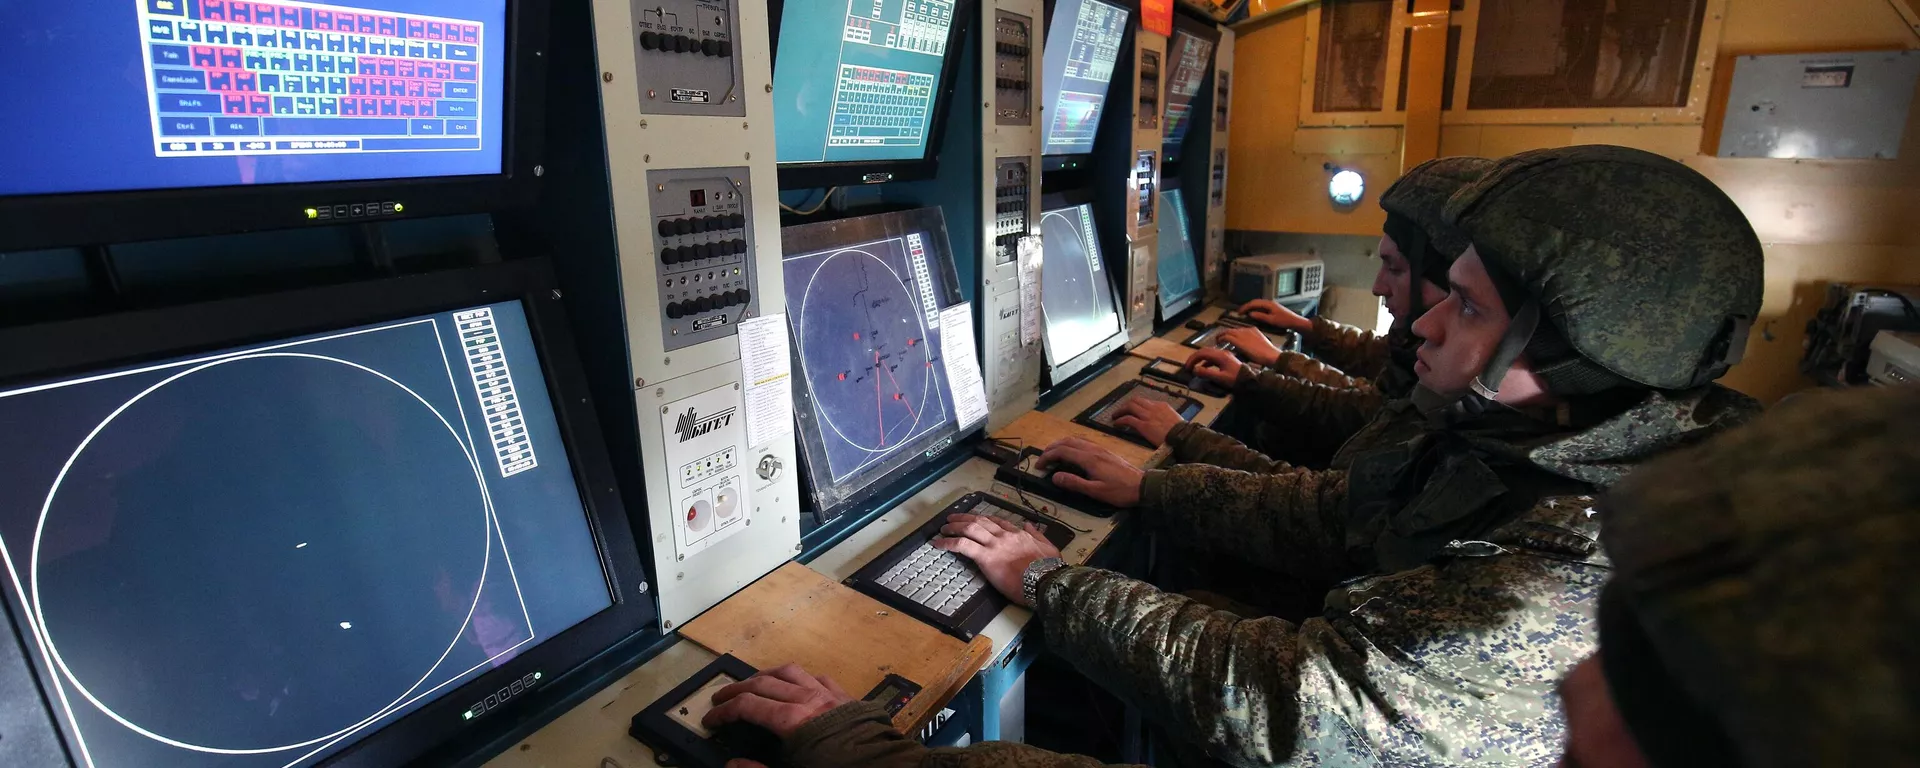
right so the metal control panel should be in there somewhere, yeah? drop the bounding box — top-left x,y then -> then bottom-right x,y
630,0 -> 747,116
979,0 -> 1045,429
993,158 -> 1030,265
650,169 -> 759,351
1202,27 -> 1233,296
993,11 -> 1033,125
1133,150 -> 1156,229
1136,49 -> 1160,130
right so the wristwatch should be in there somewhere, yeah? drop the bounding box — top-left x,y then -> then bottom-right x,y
1021,557 -> 1068,608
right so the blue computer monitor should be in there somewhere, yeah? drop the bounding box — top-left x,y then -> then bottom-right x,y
1161,24 -> 1217,156
771,0 -> 969,186
0,0 -> 547,251
1157,187 -> 1201,318
1040,0 -> 1130,157
1039,196 -> 1126,381
0,263 -> 652,768
781,208 -> 973,522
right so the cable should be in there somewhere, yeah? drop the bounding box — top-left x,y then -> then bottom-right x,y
1861,289 -> 1920,322
779,187 -> 840,216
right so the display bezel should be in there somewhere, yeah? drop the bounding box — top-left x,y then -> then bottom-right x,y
0,0 -> 552,252
0,259 -> 655,768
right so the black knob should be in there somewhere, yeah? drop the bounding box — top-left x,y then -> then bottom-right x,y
660,246 -> 679,264
694,295 -> 713,313
736,289 -> 752,305
657,219 -> 674,238
720,40 -> 733,57
640,31 -> 659,50
673,218 -> 693,235
702,39 -> 719,56
726,213 -> 745,229
666,301 -> 685,319
693,242 -> 712,260
730,238 -> 748,255
704,215 -> 723,232
667,35 -> 684,53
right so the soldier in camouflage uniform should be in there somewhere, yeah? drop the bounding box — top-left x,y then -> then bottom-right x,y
699,146 -> 1765,768
1131,156 -> 1492,469
1560,385 -> 1920,768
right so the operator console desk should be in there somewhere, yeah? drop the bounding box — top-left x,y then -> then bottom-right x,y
482,304 -> 1275,767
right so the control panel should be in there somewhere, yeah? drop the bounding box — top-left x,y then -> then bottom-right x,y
993,11 -> 1033,125
1134,150 -> 1156,228
650,168 -> 759,351
1137,49 -> 1160,129
994,158 -> 1030,266
1215,70 -> 1230,127
630,0 -> 747,116
1210,148 -> 1226,207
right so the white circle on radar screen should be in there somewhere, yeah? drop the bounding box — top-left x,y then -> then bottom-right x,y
1329,169 -> 1366,206
29,352 -> 493,756
799,248 -> 937,455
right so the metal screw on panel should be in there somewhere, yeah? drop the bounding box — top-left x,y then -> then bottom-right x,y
730,94 -> 738,102
645,154 -> 651,163
743,122 -> 749,129
745,152 -> 751,160
657,388 -> 666,398
635,377 -> 647,387
640,120 -> 648,128
656,183 -> 665,191
765,84 -> 773,93
638,582 -> 650,594
648,89 -> 657,99
665,357 -> 672,365
663,620 -> 674,630
734,383 -> 741,390
662,406 -> 670,414
534,165 -> 545,177
794,544 -> 802,551
603,72 -> 614,82
551,289 -> 562,299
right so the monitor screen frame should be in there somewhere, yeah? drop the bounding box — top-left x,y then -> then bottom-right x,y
1160,12 -> 1220,160
0,0 -> 553,253
778,207 -> 970,524
768,0 -> 978,189
0,259 -> 655,768
1039,0 -> 1137,166
1155,179 -> 1201,319
1038,188 -> 1128,384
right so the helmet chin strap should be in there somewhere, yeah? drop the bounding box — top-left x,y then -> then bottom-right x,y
1417,300 -> 1541,424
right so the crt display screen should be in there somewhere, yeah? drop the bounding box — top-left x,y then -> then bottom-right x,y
782,212 -> 964,517
1040,0 -> 1129,156
0,0 -> 510,198
1039,202 -> 1122,366
1161,29 -> 1215,149
0,300 -> 610,768
772,0 -> 958,166
1156,188 -> 1201,316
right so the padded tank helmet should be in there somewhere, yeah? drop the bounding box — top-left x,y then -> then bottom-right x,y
1441,145 -> 1762,403
1377,155 -> 1494,314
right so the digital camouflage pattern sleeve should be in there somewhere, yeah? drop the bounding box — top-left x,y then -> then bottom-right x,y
1161,420 -> 1293,473
1267,350 -> 1365,389
1304,316 -> 1392,381
1232,366 -> 1387,467
1138,462 -> 1353,583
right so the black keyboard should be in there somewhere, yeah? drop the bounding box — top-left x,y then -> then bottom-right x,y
845,492 -> 1074,640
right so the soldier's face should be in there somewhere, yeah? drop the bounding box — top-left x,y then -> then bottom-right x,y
1557,654 -> 1650,768
1410,248 -> 1510,395
1372,235 -> 1450,322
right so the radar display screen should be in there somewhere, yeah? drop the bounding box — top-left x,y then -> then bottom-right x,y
1040,0 -> 1129,156
1157,188 -> 1201,317
773,0 -> 961,166
0,299 -> 611,768
1039,201 -> 1122,373
781,208 -> 967,519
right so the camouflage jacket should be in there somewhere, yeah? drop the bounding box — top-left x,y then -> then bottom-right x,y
783,496 -> 1613,768
783,386 -> 1759,768
1304,316 -> 1391,383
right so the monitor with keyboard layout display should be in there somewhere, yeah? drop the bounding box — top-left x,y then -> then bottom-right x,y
1040,0 -> 1129,157
780,207 -> 984,524
771,0 -> 969,183
0,0 -> 509,197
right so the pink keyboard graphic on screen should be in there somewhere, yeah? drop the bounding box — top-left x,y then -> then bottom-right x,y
137,0 -> 486,158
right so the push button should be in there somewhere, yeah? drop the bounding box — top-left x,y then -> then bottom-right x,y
672,218 -> 693,236
657,219 -> 674,238
701,39 -> 719,56
640,31 -> 660,50
666,301 -> 686,319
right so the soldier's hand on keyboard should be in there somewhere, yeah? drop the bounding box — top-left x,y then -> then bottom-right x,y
1111,398 -> 1184,446
1238,299 -> 1312,333
704,663 -> 853,740
934,513 -> 1061,607
1038,437 -> 1145,508
1216,326 -> 1282,366
1186,347 -> 1247,389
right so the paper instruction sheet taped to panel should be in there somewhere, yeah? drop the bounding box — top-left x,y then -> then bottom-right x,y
662,384 -> 751,557
938,302 -> 990,430
1017,235 -> 1043,347
738,313 -> 795,450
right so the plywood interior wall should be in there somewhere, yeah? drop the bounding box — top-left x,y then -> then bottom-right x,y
1226,0 -> 1920,403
